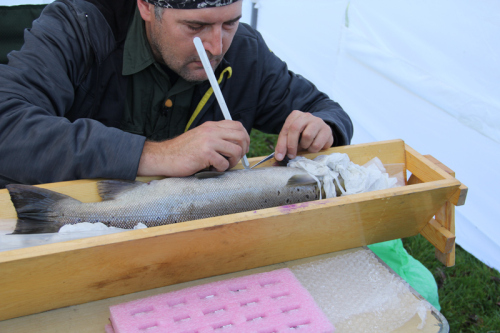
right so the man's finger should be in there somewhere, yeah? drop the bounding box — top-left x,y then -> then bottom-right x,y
207,151 -> 231,172
306,126 -> 333,153
200,121 -> 250,157
298,120 -> 322,150
217,141 -> 246,170
275,111 -> 303,161
286,118 -> 307,159
216,121 -> 250,155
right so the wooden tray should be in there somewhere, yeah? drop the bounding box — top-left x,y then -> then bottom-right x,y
0,139 -> 466,321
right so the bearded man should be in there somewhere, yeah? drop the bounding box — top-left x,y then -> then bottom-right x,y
0,0 -> 353,187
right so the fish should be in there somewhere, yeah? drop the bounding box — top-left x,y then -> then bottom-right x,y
6,167 -> 343,234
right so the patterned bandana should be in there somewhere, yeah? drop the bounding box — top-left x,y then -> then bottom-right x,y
144,0 -> 241,9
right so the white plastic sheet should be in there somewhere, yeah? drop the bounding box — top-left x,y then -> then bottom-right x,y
257,0 -> 500,271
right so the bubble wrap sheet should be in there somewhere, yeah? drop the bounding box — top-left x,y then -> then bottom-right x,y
290,248 -> 432,333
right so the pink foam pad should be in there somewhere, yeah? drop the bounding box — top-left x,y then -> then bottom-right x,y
108,268 -> 334,333
105,324 -> 115,333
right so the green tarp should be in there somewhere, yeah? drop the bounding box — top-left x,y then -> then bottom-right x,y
369,239 -> 441,310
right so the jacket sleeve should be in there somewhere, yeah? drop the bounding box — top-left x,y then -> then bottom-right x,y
249,28 -> 353,146
0,1 -> 145,188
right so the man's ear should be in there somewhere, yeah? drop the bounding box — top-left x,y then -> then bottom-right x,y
137,0 -> 154,22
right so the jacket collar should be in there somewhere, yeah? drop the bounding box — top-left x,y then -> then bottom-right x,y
122,8 -> 155,75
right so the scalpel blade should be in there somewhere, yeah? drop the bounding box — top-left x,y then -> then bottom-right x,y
250,152 -> 275,169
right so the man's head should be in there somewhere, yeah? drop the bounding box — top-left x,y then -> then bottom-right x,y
137,0 -> 242,83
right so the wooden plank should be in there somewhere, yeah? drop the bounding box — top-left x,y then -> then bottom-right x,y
405,145 -> 455,182
330,139 -> 406,165
408,174 -> 466,207
407,174 -> 422,186
424,155 -> 457,266
420,218 -> 455,254
234,139 -> 407,169
0,177 -> 460,320
435,245 -> 455,267
423,155 -> 455,176
436,200 -> 454,230
423,155 -> 467,206
451,184 -> 468,207
435,201 -> 456,267
409,154 -> 460,267
407,158 -> 467,207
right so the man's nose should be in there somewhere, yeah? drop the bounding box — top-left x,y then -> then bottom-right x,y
203,26 -> 223,56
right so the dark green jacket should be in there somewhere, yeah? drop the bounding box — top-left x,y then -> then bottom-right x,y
0,0 -> 353,187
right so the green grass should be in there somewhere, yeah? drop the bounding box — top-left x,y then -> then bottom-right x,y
250,129 -> 500,332
404,235 -> 500,332
248,129 -> 278,158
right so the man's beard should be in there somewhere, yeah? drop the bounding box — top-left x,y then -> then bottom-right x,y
170,53 -> 223,83
149,27 -> 223,83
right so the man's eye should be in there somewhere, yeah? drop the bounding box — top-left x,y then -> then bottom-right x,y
188,25 -> 203,31
224,21 -> 239,28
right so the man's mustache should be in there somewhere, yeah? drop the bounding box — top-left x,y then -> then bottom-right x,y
192,52 -> 223,65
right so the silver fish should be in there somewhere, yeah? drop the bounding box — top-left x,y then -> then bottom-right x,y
7,167 -> 341,234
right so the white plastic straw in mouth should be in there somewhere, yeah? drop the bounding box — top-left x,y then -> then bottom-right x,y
193,37 -> 250,169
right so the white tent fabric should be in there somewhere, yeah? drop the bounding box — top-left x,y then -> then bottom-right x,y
0,0 -> 256,10
256,0 -> 500,272
0,0 -> 51,4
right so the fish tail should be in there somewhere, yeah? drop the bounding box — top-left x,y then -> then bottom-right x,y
6,184 -> 77,234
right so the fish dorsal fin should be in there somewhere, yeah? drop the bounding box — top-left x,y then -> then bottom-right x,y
97,180 -> 143,200
286,174 -> 318,187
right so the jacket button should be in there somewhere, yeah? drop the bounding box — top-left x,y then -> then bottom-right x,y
164,99 -> 173,108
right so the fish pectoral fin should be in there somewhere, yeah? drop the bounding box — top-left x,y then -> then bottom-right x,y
286,174 -> 318,187
97,180 -> 143,200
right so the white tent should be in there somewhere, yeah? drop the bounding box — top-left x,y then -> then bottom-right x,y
0,0 -> 50,3
253,0 -> 500,272
2,0 -> 499,272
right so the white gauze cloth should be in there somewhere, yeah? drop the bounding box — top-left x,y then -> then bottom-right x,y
59,222 -> 148,233
287,153 -> 398,198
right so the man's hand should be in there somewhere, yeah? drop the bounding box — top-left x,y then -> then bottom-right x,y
137,120 -> 250,177
275,110 -> 333,161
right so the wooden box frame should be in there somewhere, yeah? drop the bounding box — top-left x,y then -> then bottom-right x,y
0,139 -> 466,321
